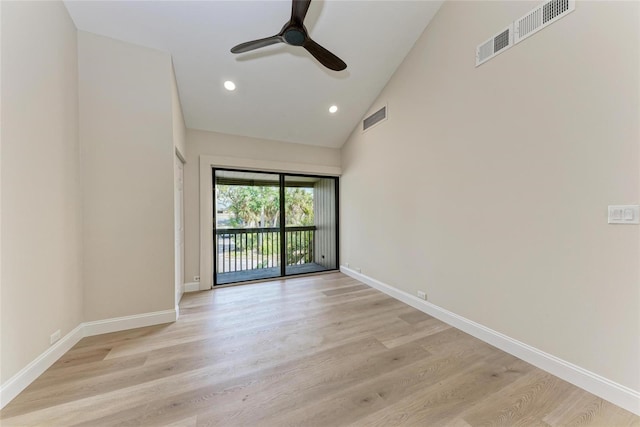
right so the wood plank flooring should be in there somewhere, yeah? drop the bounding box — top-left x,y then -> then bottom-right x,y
1,272 -> 638,426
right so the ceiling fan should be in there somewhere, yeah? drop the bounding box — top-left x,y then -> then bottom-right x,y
230,0 -> 347,71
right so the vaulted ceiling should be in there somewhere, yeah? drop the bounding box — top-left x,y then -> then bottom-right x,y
64,1 -> 443,148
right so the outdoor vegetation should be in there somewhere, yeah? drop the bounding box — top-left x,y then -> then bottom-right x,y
217,185 -> 314,227
216,185 -> 315,269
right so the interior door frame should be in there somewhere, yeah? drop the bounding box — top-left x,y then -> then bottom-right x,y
212,167 -> 339,286
174,152 -> 185,305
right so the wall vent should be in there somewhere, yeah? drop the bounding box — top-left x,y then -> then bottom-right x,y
363,105 -> 387,132
477,0 -> 575,66
514,0 -> 575,44
475,24 -> 513,66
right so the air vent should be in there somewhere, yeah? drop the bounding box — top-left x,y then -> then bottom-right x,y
514,0 -> 575,44
515,8 -> 542,41
477,39 -> 494,64
493,28 -> 510,53
543,0 -> 570,23
475,24 -> 513,67
363,105 -> 387,131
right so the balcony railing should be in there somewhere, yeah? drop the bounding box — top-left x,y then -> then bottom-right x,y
216,226 -> 316,274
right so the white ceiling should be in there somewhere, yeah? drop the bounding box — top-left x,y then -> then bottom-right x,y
64,1 -> 443,148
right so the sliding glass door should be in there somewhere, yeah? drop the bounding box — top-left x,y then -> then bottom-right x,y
284,175 -> 337,275
214,169 -> 338,286
214,170 -> 281,285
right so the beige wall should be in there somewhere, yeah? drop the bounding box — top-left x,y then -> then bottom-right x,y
1,1 -> 83,383
78,32 -> 175,321
0,0 -> 3,383
184,129 -> 341,284
341,0 -> 639,391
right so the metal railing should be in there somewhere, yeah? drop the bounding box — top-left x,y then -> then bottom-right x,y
216,226 -> 316,273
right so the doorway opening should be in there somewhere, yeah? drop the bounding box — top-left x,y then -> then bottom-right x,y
213,169 -> 338,285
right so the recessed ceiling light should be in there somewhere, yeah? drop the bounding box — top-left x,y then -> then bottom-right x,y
329,105 -> 338,114
224,80 -> 236,91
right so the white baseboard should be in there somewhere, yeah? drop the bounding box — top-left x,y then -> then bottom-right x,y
83,309 -> 177,337
340,266 -> 640,416
0,308 -> 177,409
0,324 -> 84,409
184,282 -> 200,292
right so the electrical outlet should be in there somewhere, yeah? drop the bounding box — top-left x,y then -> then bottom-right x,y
356,268 -> 361,273
417,291 -> 427,300
50,329 -> 61,345
345,263 -> 349,268
608,205 -> 640,224
194,276 -> 200,282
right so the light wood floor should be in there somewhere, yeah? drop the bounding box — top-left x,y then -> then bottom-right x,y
1,273 -> 638,426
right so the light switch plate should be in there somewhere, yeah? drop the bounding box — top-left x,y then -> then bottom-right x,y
608,205 -> 639,224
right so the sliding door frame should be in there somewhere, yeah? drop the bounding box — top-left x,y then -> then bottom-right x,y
279,174 -> 287,276
212,167 -> 339,287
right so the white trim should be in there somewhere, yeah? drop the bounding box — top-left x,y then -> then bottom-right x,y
200,155 -> 341,177
83,309 -> 177,337
199,156 -> 214,290
340,266 -> 640,416
184,282 -> 200,292
0,308 -> 177,409
0,324 -> 84,409
199,154 -> 341,291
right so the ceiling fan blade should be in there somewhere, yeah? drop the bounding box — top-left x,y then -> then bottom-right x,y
291,0 -> 312,25
231,35 -> 282,54
303,38 -> 347,71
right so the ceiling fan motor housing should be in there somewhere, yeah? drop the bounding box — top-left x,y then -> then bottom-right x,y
283,27 -> 307,46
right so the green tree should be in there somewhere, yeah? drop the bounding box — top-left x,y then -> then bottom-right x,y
285,188 -> 314,226
218,185 -> 280,227
218,185 -> 314,227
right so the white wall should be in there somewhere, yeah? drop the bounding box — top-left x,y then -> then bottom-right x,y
78,32 -> 175,321
184,129 -> 341,285
1,1 -> 83,383
341,0 -> 639,392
